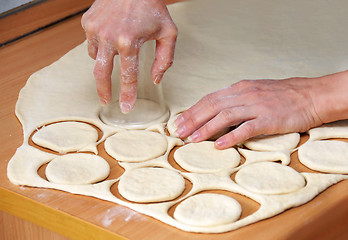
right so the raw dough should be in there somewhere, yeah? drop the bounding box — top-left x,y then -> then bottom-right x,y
174,193 -> 242,227
244,133 -> 300,152
174,141 -> 240,173
308,120 -> 348,141
298,140 -> 348,174
7,0 -> 348,234
118,167 -> 185,202
104,130 -> 168,162
45,153 -> 110,185
32,121 -> 98,154
235,162 -> 306,194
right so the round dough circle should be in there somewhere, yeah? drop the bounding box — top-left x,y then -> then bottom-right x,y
174,141 -> 240,173
174,193 -> 241,227
298,140 -> 348,174
45,153 -> 110,185
104,130 -> 168,162
118,167 -> 185,203
244,133 -> 300,151
32,121 -> 98,153
235,162 -> 305,194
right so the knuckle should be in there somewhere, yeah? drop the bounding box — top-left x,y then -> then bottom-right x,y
235,79 -> 252,88
98,28 -> 113,43
167,24 -> 178,39
203,94 -> 219,111
84,21 -> 98,35
219,109 -> 233,121
117,34 -> 137,53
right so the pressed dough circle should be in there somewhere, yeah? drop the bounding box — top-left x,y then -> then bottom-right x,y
174,141 -> 240,173
235,162 -> 305,194
104,130 -> 168,162
298,140 -> 348,174
174,193 -> 241,227
32,121 -> 98,153
244,133 -> 300,151
118,167 -> 185,203
45,153 -> 110,185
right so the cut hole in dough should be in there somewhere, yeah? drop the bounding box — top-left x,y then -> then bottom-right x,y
298,140 -> 348,174
45,153 -> 110,185
118,167 -> 185,203
174,141 -> 240,173
174,193 -> 241,227
104,130 -> 168,162
235,162 -> 305,195
32,121 -> 99,154
244,133 -> 300,151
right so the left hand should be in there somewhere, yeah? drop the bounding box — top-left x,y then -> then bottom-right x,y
174,78 -> 324,149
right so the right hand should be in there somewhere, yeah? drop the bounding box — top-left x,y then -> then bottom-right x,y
81,0 -> 178,113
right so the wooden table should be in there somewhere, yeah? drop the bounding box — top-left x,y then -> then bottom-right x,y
1,10 -> 348,240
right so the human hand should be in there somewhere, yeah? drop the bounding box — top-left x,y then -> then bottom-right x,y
81,0 -> 177,113
174,78 -> 325,149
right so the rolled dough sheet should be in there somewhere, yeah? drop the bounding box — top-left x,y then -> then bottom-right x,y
7,0 -> 348,234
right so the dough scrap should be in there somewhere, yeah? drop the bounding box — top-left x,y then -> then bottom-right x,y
308,120 -> 348,141
235,162 -> 306,195
174,141 -> 240,173
104,130 -> 168,162
118,167 -> 185,203
45,153 -> 110,185
174,193 -> 241,227
32,121 -> 98,154
298,140 -> 348,174
244,133 -> 300,151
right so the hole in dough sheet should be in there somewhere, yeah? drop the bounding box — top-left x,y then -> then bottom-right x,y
168,146 -> 190,173
167,190 -> 260,221
29,121 -> 103,154
97,141 -> 125,181
37,163 -> 49,181
110,177 -> 193,204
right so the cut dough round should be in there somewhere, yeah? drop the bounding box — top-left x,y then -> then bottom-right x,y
45,153 -> 110,185
235,162 -> 305,194
174,193 -> 241,227
104,130 -> 167,162
244,133 -> 300,151
298,140 -> 348,174
174,141 -> 240,173
118,167 -> 185,203
32,121 -> 98,153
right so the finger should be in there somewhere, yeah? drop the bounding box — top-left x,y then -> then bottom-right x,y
174,88 -> 239,137
119,54 -> 139,113
188,106 -> 254,142
87,37 -> 99,59
151,26 -> 177,84
174,86 -> 235,127
215,119 -> 262,149
94,44 -> 115,105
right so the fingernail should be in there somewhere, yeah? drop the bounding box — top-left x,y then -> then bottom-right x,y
174,125 -> 186,137
215,138 -> 225,148
100,99 -> 108,106
120,103 -> 132,114
154,74 -> 162,85
188,131 -> 200,142
174,114 -> 184,127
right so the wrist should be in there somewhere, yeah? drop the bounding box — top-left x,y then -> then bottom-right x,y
310,70 -> 348,124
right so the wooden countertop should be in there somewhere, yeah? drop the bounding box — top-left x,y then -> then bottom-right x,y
1,11 -> 348,240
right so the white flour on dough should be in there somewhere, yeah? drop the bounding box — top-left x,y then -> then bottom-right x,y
7,0 -> 348,233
